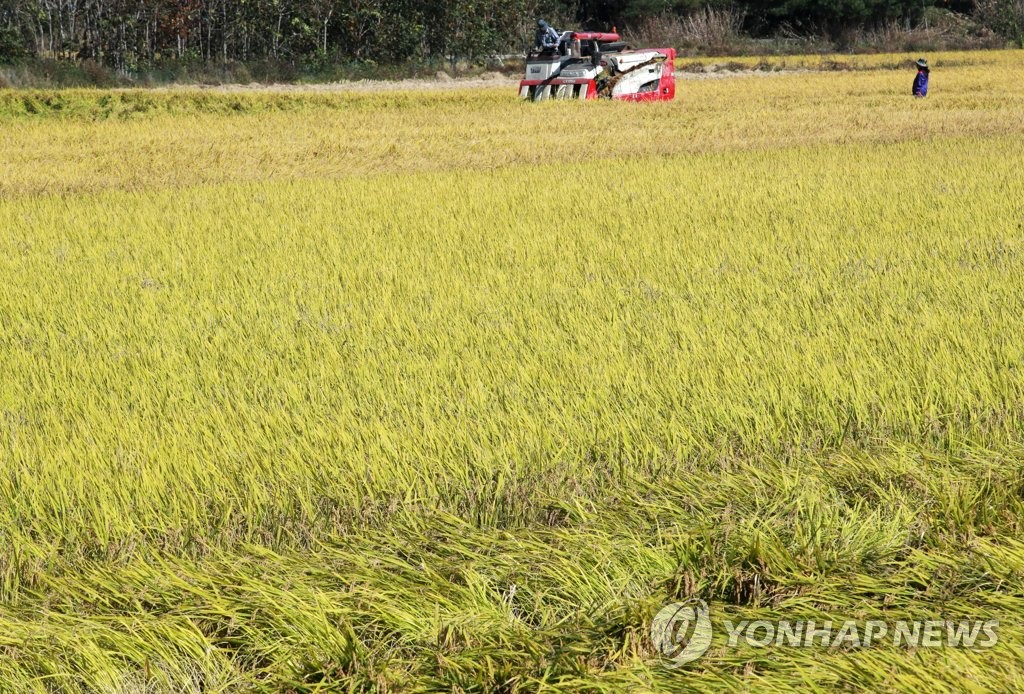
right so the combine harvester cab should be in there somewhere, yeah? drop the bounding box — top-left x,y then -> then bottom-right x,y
519,31 -> 675,102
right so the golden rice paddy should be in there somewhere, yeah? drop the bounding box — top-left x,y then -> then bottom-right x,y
2,50 -> 1024,691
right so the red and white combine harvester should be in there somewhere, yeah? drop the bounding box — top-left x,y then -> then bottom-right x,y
519,24 -> 675,102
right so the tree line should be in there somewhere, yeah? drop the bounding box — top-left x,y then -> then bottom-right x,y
0,0 -> 1016,69
0,1 -> 561,67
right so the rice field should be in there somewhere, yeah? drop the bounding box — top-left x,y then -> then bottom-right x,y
2,50 -> 1024,691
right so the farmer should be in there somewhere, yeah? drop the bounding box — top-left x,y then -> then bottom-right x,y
912,58 -> 929,98
536,20 -> 562,51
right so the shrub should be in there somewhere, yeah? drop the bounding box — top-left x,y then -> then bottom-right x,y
975,0 -> 1024,46
628,8 -> 747,53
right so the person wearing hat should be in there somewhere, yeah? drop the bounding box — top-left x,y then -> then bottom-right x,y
536,20 -> 562,51
912,58 -> 930,98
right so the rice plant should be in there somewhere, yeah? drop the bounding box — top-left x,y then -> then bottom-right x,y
1,50 -> 1024,691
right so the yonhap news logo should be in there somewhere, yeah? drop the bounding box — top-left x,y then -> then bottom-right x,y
650,601 -> 714,668
651,602 -> 998,668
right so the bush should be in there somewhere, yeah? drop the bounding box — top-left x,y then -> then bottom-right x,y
628,8 -> 747,53
842,11 -> 1007,52
975,0 -> 1024,46
80,58 -> 115,86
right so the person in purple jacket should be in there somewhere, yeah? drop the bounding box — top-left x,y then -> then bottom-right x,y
912,58 -> 929,97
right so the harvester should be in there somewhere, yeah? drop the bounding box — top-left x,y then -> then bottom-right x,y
519,24 -> 675,102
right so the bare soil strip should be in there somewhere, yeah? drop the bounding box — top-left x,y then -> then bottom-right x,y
155,67 -> 809,94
